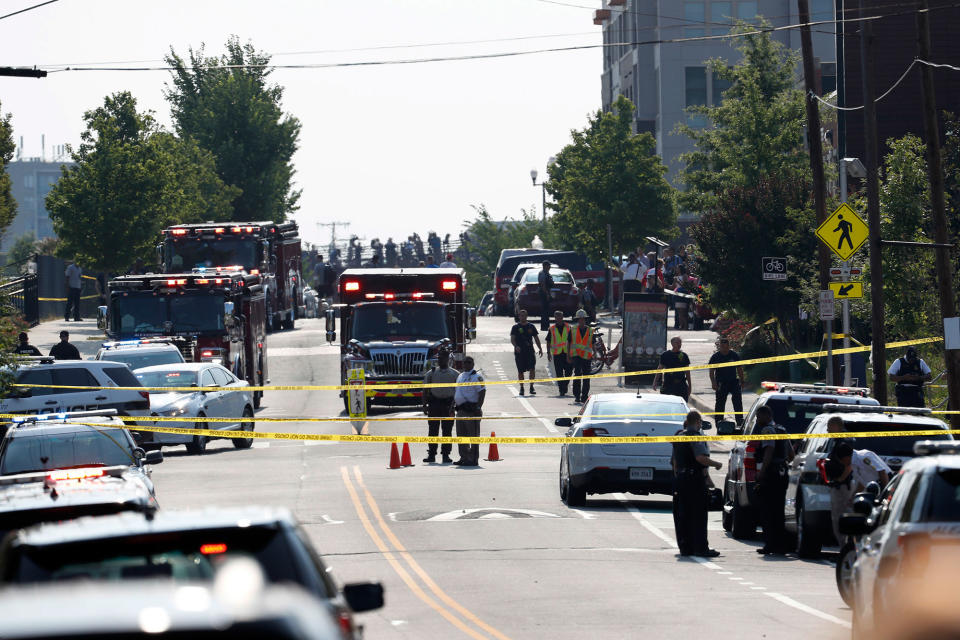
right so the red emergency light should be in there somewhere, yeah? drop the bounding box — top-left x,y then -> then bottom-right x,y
170,229 -> 187,236
199,543 -> 228,555
214,227 -> 225,234
250,269 -> 260,275
201,350 -> 214,358
384,293 -> 395,300
231,226 -> 241,233
412,292 -> 424,299
344,281 -> 360,292
48,468 -> 105,481
166,279 -> 187,286
441,280 -> 458,291
196,279 -> 209,284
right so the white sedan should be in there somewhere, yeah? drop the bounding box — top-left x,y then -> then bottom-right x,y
134,363 -> 255,455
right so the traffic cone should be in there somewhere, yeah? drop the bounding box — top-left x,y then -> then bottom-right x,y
485,431 -> 501,462
388,443 -> 402,469
400,442 -> 414,467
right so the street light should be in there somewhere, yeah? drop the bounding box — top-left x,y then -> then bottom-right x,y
530,156 -> 556,221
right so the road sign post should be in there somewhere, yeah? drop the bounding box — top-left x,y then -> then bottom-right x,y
820,290 -> 835,384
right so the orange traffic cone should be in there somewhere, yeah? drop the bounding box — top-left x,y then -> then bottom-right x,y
400,442 -> 414,466
485,431 -> 501,462
388,443 -> 402,469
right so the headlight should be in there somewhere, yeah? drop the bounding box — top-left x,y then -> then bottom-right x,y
158,405 -> 188,417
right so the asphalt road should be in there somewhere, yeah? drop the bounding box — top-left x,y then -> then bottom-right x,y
150,316 -> 850,639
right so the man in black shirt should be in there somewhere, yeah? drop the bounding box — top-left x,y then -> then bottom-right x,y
49,331 -> 81,360
13,332 -> 41,356
510,309 -> 542,396
708,338 -> 745,428
537,261 -> 554,331
653,336 -> 692,401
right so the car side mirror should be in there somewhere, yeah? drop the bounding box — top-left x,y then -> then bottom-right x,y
145,450 -> 163,465
716,420 -> 736,436
851,493 -> 876,515
343,581 -> 384,612
555,417 -> 572,428
864,481 -> 881,497
97,306 -> 108,331
838,513 -> 872,537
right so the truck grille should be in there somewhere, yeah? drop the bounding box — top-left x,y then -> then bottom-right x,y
371,351 -> 427,376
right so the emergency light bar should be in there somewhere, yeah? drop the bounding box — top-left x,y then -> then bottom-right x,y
820,403 -> 932,415
441,280 -> 458,291
344,281 -> 360,292
102,338 -> 182,349
913,441 -> 960,456
11,409 -> 119,425
0,465 -> 129,488
760,381 -> 871,397
363,292 -> 435,300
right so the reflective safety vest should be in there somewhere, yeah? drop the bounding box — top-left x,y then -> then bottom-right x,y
549,323 -> 570,356
570,325 -> 593,359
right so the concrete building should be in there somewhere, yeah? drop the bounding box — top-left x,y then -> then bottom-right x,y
5,157 -> 70,251
596,0 -> 837,218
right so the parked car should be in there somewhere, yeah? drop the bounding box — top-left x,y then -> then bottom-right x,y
0,507 -> 384,639
477,291 -> 495,316
134,363 -> 255,454
785,405 -> 951,557
94,338 -> 186,370
556,392 -> 689,506
493,249 -> 611,315
514,267 -> 580,318
722,382 -> 879,539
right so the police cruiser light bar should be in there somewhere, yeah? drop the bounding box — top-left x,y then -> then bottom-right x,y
0,465 -> 130,487
820,404 -> 932,416
760,381 -> 871,397
10,409 -> 119,425
101,338 -> 182,350
913,441 -> 960,456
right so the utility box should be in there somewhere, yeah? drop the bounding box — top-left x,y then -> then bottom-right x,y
621,288 -> 668,385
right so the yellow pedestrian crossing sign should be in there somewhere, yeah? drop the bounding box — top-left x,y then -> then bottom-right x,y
816,203 -> 869,261
828,282 -> 863,299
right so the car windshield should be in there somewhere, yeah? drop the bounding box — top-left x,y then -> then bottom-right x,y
922,468 -> 960,522
166,237 -> 259,271
589,399 -> 685,420
842,421 -> 951,457
0,429 -> 135,475
10,526 -> 327,597
111,293 -> 225,337
352,304 -> 447,341
523,269 -> 573,284
135,370 -> 199,389
102,351 -> 183,370
766,398 -> 862,434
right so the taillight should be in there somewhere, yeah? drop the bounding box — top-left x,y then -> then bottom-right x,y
337,610 -> 354,639
744,444 -> 757,482
441,280 -> 458,291
170,228 -> 187,236
581,427 -> 608,438
570,286 -> 579,294
344,281 -> 360,292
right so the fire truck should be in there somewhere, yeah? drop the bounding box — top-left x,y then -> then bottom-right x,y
159,221 -> 303,332
98,271 -> 269,408
326,268 -> 477,412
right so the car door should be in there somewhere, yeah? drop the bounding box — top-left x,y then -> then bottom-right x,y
786,418 -> 824,520
210,367 -> 242,426
197,368 -> 226,421
8,369 -> 58,414
54,368 -> 108,413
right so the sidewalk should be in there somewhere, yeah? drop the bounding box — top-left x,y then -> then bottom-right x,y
27,318 -> 104,359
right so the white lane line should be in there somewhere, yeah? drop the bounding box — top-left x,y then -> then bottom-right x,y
614,495 -> 677,549
751,587 -> 766,591
765,593 -> 851,629
728,577 -> 744,581
510,388 -> 559,434
716,571 -> 733,575
305,440 -> 334,446
253,441 -> 270,449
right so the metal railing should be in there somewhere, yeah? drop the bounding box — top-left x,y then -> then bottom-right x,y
0,273 -> 39,327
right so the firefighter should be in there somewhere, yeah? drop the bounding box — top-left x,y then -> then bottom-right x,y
546,310 -> 572,397
422,348 -> 459,464
568,309 -> 594,404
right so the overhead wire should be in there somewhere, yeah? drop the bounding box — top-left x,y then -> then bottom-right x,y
0,0 -> 58,21
812,58 -> 960,111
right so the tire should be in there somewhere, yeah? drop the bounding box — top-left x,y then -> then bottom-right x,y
282,314 -> 294,331
731,500 -> 755,539
796,499 -> 822,558
560,455 -> 586,506
254,390 -> 262,410
185,418 -> 208,455
836,540 -> 857,607
232,407 -> 254,449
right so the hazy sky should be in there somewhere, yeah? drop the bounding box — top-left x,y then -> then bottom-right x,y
1,0 -> 602,248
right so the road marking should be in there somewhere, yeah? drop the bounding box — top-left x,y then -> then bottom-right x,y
510,388 -> 559,433
751,586 -> 766,591
253,441 -> 270,449
352,466 -> 512,640
305,440 -> 334,446
425,508 -> 562,522
321,514 -> 344,525
270,346 -> 339,356
340,467 -> 490,640
765,592 -> 851,629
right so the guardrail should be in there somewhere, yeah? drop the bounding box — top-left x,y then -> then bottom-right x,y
0,273 -> 39,327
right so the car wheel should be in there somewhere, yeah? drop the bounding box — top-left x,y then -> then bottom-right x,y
186,419 -> 208,455
836,540 -> 857,607
559,458 -> 568,502
565,483 -> 587,507
796,498 -> 822,558
731,500 -> 755,539
282,315 -> 294,331
232,407 -> 254,449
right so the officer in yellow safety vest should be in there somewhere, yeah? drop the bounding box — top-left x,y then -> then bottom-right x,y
545,310 -> 573,397
568,309 -> 595,404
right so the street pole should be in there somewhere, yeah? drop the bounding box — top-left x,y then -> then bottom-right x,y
606,224 -> 614,312
860,0 -> 887,404
840,161 -> 852,385
917,0 -> 960,424
541,183 -> 547,222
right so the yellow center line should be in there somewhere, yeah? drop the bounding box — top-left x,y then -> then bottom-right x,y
353,466 -> 513,640
339,467 -> 488,640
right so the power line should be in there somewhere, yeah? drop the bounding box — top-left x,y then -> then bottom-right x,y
0,0 -> 58,21
813,58 -> 960,111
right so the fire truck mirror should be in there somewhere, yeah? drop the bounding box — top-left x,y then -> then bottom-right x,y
466,307 -> 477,330
224,301 -> 235,328
97,306 -> 108,331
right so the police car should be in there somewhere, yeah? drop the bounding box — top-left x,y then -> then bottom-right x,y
842,441 -> 960,639
722,382 -> 879,539
785,405 -> 951,557
94,338 -> 186,370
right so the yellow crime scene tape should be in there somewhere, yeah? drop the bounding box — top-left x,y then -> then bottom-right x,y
9,335 -> 944,393
39,275 -> 101,301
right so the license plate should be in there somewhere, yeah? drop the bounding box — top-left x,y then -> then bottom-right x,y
629,467 -> 654,481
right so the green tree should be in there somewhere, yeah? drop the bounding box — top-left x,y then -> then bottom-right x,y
165,37 -> 302,223
0,101 -> 16,235
545,95 -> 676,258
5,233 -> 35,275
46,92 -> 238,272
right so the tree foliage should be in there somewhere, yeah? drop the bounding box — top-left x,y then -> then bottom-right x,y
545,95 -> 676,259
165,37 -> 302,223
46,92 -> 238,272
0,101 -> 16,236
5,234 -> 35,275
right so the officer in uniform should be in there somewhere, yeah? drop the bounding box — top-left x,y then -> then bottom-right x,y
653,336 -> 692,401
453,356 -> 485,466
755,405 -> 791,555
568,309 -> 594,404
545,310 -> 572,397
888,346 -> 932,407
672,410 -> 722,557
422,349 -> 459,464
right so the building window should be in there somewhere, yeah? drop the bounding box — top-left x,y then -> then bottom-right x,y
24,174 -> 35,189
712,1 -> 732,32
684,2 -> 706,38
821,62 -> 837,94
712,71 -> 732,105
737,1 -> 758,20
686,67 -> 708,107
811,0 -> 833,22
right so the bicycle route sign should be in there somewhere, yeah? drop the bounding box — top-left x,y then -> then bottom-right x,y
816,203 -> 869,262
762,257 -> 787,281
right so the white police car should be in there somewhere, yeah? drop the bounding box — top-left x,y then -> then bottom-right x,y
94,338 -> 186,370
843,441 -> 960,639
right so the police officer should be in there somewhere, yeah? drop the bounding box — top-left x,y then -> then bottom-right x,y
755,405 -> 791,555
568,309 -> 594,404
453,356 -> 485,466
422,349 -> 459,464
653,336 -> 692,401
672,410 -> 722,557
888,346 -> 932,407
13,332 -> 41,356
545,310 -> 572,397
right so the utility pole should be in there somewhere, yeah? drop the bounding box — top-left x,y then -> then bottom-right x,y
917,0 -> 960,424
0,67 -> 46,78
860,0 -> 887,404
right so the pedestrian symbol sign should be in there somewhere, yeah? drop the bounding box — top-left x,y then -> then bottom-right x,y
816,203 -> 868,261
828,282 -> 863,299
347,368 -> 366,420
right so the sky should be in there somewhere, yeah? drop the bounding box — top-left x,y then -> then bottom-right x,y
0,0 -> 603,249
